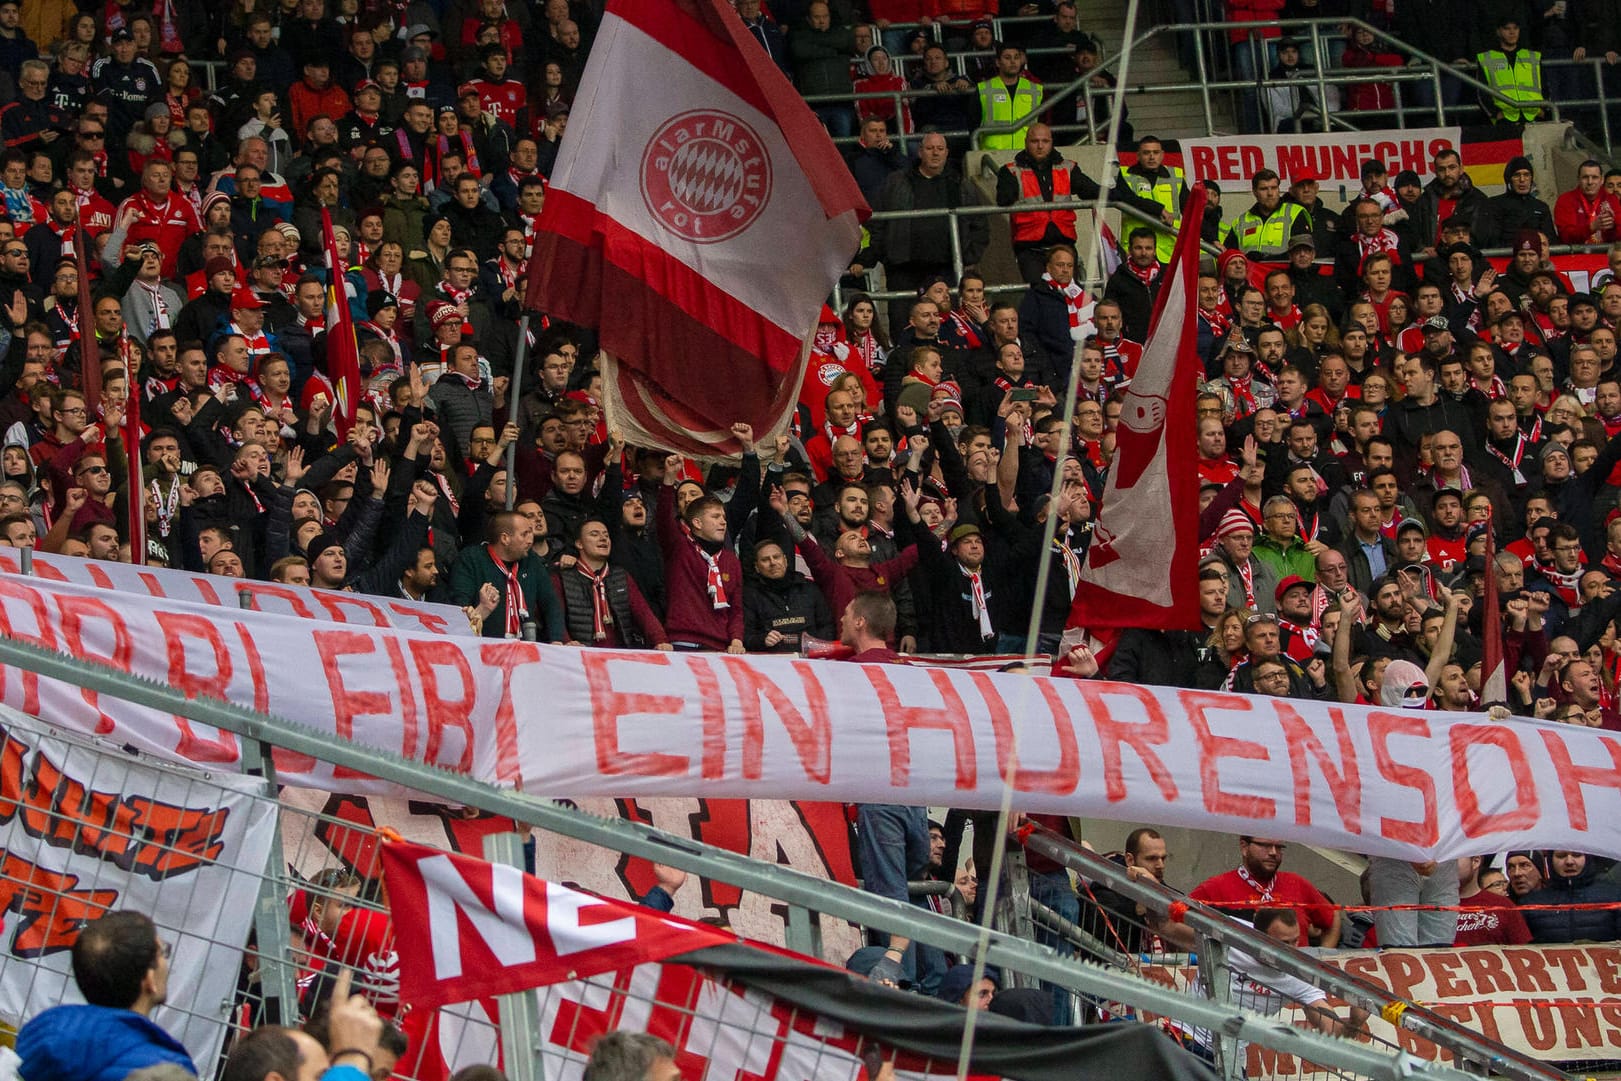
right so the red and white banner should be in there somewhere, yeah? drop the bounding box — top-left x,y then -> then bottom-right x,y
10,572 -> 1621,862
380,840 -> 730,1008
1175,128 -> 1461,187
0,705 -> 276,1069
323,207 -> 365,438
525,0 -> 867,459
1066,185 -> 1207,632
0,548 -> 470,635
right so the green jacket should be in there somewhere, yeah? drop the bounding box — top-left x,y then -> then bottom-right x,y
1253,533 -> 1317,586
449,543 -> 566,640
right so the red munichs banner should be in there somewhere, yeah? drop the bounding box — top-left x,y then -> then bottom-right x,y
1063,186 -> 1210,640
524,0 -> 867,458
321,208 -> 363,439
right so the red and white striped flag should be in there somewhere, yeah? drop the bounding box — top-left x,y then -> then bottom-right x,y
1063,187 -> 1209,640
525,0 -> 868,458
321,208 -> 364,438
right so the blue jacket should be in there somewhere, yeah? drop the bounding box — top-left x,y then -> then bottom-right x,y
17,1004 -> 195,1081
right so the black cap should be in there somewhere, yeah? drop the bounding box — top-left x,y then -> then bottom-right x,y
110,27 -> 134,42
1394,169 -> 1422,188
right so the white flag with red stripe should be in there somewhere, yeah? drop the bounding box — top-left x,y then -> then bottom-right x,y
525,0 -> 868,458
380,840 -> 732,1009
1063,187 -> 1209,637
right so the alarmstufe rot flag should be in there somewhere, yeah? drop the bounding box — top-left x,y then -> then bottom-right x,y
525,0 -> 868,458
379,840 -> 732,1009
321,208 -> 363,438
1064,186 -> 1209,635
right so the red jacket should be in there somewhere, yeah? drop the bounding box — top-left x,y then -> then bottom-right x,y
655,484 -> 745,649
1340,44 -> 1405,111
118,189 -> 201,278
288,82 -> 353,142
1226,0 -> 1285,43
1554,187 -> 1621,245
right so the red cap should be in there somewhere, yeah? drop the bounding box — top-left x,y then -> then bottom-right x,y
1290,170 -> 1319,185
1275,574 -> 1311,602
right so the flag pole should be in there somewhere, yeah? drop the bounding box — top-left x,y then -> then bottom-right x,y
505,313 -> 531,511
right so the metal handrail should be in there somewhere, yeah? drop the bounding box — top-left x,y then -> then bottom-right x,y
1020,822 -> 1570,1081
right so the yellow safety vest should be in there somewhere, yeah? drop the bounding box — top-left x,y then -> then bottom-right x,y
1224,202 -> 1308,256
976,76 -> 1043,150
1120,165 -> 1183,263
1476,49 -> 1544,122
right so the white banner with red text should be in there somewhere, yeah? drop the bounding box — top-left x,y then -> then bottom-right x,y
1136,945 -> 1621,1074
0,705 -> 277,1069
1176,128 -> 1462,187
5,572 -> 1621,862
0,548 -> 470,636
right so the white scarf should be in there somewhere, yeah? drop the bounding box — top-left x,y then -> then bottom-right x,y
1043,273 -> 1094,341
962,564 -> 993,639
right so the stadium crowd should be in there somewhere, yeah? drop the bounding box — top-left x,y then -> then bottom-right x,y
7,0 -> 1621,1071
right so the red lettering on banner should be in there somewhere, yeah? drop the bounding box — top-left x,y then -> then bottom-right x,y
1276,145 -> 1308,181
1450,724 -> 1540,835
723,659 -> 831,784
1368,711 -> 1438,845
1428,138 -> 1452,159
1240,146 -> 1263,176
0,580 -> 59,715
1505,947 -> 1557,991
1471,1000 -> 1506,1044
1420,952 -> 1470,997
190,577 -> 222,606
1371,141 -> 1397,167
52,593 -> 131,735
1603,1005 -> 1621,1047
1180,691 -> 1276,819
383,636 -> 419,763
1539,729 -> 1621,830
1398,140 -> 1426,175
82,564 -> 114,591
388,603 -> 452,635
1277,704 -> 1362,834
1189,145 -> 1216,178
1340,955 -> 1388,992
1380,951 -> 1427,1003
477,641 -> 534,786
239,582 -> 317,619
0,849 -> 117,956
1592,947 -> 1621,993
581,652 -> 687,778
976,675 -> 1078,794
1517,1003 -> 1558,1051
1331,144 -> 1357,178
1079,682 -> 1177,803
867,668 -> 976,789
314,630 -> 390,779
134,572 -> 168,597
1461,948 -> 1515,993
684,656 -> 726,780
408,639 -> 476,771
1543,947 -> 1591,991
313,591 -> 390,627
155,610 -> 242,764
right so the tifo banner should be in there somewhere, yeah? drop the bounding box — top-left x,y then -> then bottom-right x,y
10,573 -> 1621,861
1141,946 -> 1621,1074
0,548 -> 469,636
278,790 -> 862,955
0,705 -> 277,1068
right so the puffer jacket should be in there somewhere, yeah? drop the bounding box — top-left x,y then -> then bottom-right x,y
1521,861 -> 1621,943
17,1004 -> 195,1081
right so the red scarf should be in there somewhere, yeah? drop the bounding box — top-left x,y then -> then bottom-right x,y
1126,260 -> 1161,288
489,545 -> 528,636
1355,228 -> 1401,268
577,562 -> 612,641
693,538 -> 729,609
946,309 -> 984,348
852,329 -> 884,371
1043,273 -> 1092,340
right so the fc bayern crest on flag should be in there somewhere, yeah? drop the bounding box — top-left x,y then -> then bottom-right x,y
640,111 -> 773,244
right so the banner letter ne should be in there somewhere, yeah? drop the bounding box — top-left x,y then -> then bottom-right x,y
423,854 -> 535,980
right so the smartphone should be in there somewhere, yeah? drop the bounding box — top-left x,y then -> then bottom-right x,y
1009,387 -> 1039,403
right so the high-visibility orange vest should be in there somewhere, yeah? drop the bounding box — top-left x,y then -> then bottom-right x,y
1008,164 -> 1076,244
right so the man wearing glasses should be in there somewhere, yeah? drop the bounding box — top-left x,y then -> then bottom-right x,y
1190,836 -> 1341,947
0,59 -> 73,153
28,386 -> 89,467
413,247 -> 494,346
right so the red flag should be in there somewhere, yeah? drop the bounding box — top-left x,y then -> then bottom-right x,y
74,227 -> 99,405
379,839 -> 732,1009
1064,187 -> 1209,635
122,359 -> 145,562
524,0 -> 867,458
320,208 -> 363,438
1481,512 -> 1507,705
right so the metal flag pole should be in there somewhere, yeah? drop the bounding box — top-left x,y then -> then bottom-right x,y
505,313 -> 532,511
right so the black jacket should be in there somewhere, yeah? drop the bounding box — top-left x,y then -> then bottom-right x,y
1522,861 -> 1621,943
1107,628 -> 1227,689
1474,190 -> 1555,248
743,571 -> 832,652
1103,263 -> 1161,343
864,164 -> 987,270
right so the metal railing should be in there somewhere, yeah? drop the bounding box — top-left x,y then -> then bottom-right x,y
1019,821 -> 1571,1081
0,631 -> 1511,1081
